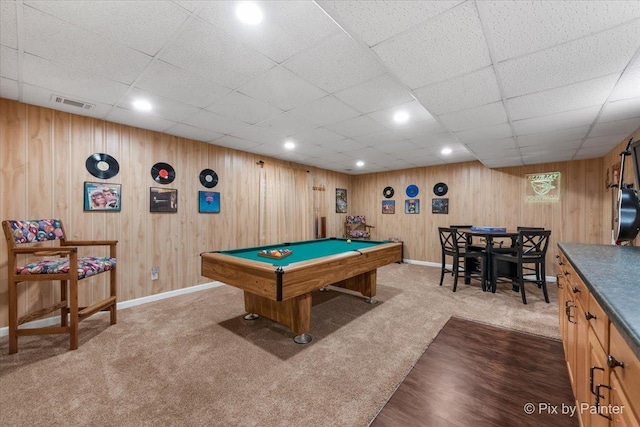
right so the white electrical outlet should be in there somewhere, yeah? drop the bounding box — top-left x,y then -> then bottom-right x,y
151,267 -> 159,280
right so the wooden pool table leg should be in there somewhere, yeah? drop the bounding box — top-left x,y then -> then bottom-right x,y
244,291 -> 313,344
334,270 -> 378,304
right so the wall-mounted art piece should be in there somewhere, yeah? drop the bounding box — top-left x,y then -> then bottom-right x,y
150,187 -> 177,213
199,191 -> 220,213
336,188 -> 347,213
84,181 -> 121,211
382,200 -> 395,214
525,171 -> 561,202
405,199 -> 420,214
432,198 -> 448,214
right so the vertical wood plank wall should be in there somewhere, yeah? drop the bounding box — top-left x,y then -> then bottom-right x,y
0,98 -> 637,328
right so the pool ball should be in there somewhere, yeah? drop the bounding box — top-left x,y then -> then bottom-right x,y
346,239 -> 351,244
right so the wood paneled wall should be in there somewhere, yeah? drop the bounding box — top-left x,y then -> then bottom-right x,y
1,97 -> 636,328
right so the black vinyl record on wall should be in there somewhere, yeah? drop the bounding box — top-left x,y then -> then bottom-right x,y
199,169 -> 218,188
86,153 -> 119,179
433,182 -> 448,196
151,162 -> 176,184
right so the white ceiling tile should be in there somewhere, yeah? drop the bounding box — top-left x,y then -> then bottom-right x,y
173,1 -> 199,13
498,21 -> 640,98
26,0 -> 191,56
287,140 -> 332,157
230,124 -> 286,145
513,105 -> 601,135
372,1 -> 491,89
290,96 -> 360,127
414,66 -> 502,116
276,151 -> 315,164
198,1 -> 340,63
165,123 -> 223,142
574,146 -> 613,159
610,66 -> 640,101
0,77 -> 19,100
118,88 -> 201,123
520,139 -> 583,154
105,106 -> 177,133
159,18 -> 276,89
473,147 -> 521,159
517,126 -> 590,146
333,73 -> 414,114
409,132 -> 459,148
367,100 -> 434,129
182,109 -> 249,135
394,148 -> 438,160
0,1 -> 18,48
353,130 -> 409,147
590,117 -> 640,138
22,54 -> 129,105
290,127 -> 346,145
206,91 -> 283,125
238,66 -> 326,111
136,61 -> 232,109
0,45 -> 18,80
251,142 -> 287,157
438,101 -> 507,132
399,118 -> 449,140
210,135 -> 263,152
256,112 -> 318,136
582,133 -> 632,149
479,0 -> 640,62
454,123 -> 513,143
523,150 -> 577,164
467,137 -> 517,151
373,139 -> 420,154
318,138 -> 368,152
322,0 -> 463,47
23,7 -> 152,85
599,97 -> 640,123
481,157 -> 525,168
324,115 -> 387,138
506,74 -> 619,120
283,32 -> 386,93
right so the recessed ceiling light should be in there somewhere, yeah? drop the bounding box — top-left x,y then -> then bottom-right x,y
356,160 -> 365,167
284,141 -> 295,150
236,2 -> 263,25
441,147 -> 452,155
393,111 -> 409,124
132,99 -> 152,112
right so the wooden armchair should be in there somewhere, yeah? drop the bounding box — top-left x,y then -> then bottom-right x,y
345,215 -> 374,239
2,219 -> 117,353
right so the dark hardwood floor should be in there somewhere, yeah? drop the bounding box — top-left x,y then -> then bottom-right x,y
370,317 -> 578,427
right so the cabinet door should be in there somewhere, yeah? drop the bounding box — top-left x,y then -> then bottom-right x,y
575,298 -> 591,416
610,374 -> 640,427
584,328 -> 611,427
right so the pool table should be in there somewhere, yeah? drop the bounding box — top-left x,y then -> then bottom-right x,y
201,238 -> 402,344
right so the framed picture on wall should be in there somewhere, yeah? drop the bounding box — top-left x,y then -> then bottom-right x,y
84,182 -> 121,211
150,187 -> 177,213
199,191 -> 220,213
336,188 -> 347,213
382,200 -> 395,214
432,198 -> 449,214
405,199 -> 419,214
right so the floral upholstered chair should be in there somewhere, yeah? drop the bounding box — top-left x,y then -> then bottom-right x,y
345,215 -> 374,239
2,219 -> 117,353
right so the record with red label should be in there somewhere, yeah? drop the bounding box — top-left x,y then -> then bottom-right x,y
86,153 -> 119,179
151,162 -> 175,184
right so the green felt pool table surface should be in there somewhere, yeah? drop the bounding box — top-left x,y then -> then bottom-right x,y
217,238 -> 390,266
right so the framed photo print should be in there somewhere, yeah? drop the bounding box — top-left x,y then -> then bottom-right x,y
336,188 -> 347,213
405,199 -> 420,214
382,200 -> 395,214
150,187 -> 178,213
199,191 -> 220,213
432,198 -> 449,214
84,182 -> 121,211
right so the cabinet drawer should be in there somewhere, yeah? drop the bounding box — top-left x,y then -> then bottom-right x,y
587,294 -> 609,353
609,325 -> 640,420
564,262 -> 587,303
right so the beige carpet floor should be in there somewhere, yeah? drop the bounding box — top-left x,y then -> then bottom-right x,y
0,263 -> 560,427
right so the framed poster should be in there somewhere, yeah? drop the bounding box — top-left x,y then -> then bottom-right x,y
150,187 -> 177,213
405,199 -> 419,214
84,182 -> 121,211
382,200 -> 395,214
199,191 -> 220,213
432,198 -> 449,214
336,188 -> 347,213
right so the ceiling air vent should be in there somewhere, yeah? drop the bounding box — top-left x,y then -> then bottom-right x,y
50,95 -> 95,110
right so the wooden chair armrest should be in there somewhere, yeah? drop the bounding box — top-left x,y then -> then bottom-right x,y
365,225 -> 375,229
62,240 -> 117,247
12,247 -> 76,255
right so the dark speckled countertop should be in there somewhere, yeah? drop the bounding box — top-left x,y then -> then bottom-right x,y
558,242 -> 640,359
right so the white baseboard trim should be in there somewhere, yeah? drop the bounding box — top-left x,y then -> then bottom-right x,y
0,281 -> 224,338
401,259 -> 557,283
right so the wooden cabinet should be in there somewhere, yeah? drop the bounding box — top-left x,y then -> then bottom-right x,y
557,251 -> 640,427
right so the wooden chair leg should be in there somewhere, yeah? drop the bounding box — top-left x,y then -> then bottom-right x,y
110,270 -> 117,325
69,277 -> 79,350
8,279 -> 18,355
60,280 -> 68,327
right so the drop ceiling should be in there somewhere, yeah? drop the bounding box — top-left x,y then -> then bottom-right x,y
1,0 -> 639,174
